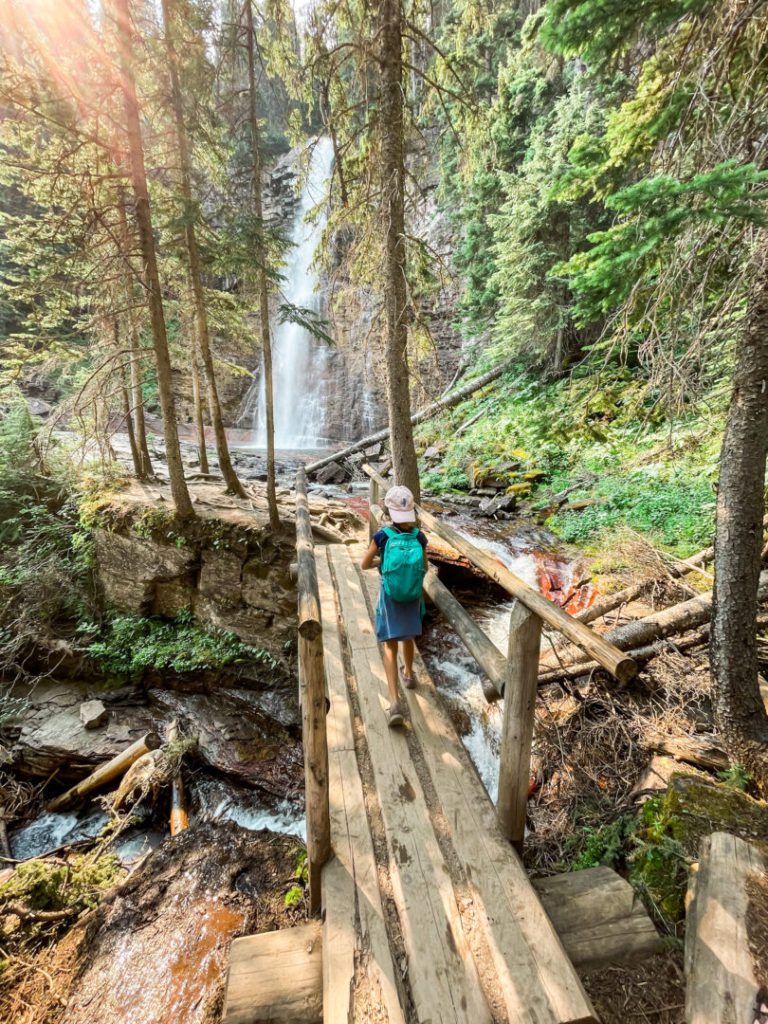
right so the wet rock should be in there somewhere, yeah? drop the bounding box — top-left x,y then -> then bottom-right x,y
9,680 -> 156,780
80,700 -> 108,730
148,689 -> 303,798
45,822 -> 302,1024
315,460 -> 347,485
479,494 -> 517,517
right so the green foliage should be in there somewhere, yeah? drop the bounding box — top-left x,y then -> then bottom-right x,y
569,814 -> 636,871
716,763 -> 752,792
540,0 -> 712,66
630,797 -> 690,925
283,848 -> 309,909
547,470 -> 715,553
84,610 -> 277,681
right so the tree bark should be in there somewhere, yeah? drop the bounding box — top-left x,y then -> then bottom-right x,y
117,192 -> 153,479
190,323 -> 210,475
160,0 -> 246,498
710,243 -> 768,783
244,0 -> 279,530
112,0 -> 193,517
379,0 -> 420,499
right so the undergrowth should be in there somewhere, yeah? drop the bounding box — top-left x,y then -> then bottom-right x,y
83,609 -> 278,682
418,365 -> 722,557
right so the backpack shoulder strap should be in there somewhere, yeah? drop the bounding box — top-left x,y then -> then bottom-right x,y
382,527 -> 398,539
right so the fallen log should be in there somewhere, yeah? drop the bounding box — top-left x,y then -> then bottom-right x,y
423,568 -> 507,702
640,729 -> 728,771
575,539 -> 717,627
537,628 -> 710,685
541,570 -> 768,674
306,358 -> 517,475
685,832 -> 768,1024
46,732 -> 161,813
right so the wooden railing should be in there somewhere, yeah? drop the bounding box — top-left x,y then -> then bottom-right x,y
362,462 -> 636,852
294,466 -> 330,913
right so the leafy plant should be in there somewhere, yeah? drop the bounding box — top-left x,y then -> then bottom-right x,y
717,763 -> 752,792
283,848 -> 309,909
84,610 -> 278,681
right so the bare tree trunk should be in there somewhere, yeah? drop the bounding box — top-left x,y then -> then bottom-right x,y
379,0 -> 420,499
710,242 -> 768,784
117,192 -> 153,479
112,0 -> 193,517
190,324 -> 210,475
160,0 -> 246,498
244,0 -> 279,530
128,321 -> 153,479
120,362 -> 143,478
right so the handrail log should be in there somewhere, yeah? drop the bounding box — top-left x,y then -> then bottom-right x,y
296,467 -> 322,641
362,463 -> 637,684
423,570 -> 506,703
294,466 -> 331,916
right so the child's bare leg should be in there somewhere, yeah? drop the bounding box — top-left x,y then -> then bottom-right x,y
401,639 -> 415,680
382,640 -> 400,705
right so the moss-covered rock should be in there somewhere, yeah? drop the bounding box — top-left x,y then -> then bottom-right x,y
663,773 -> 768,854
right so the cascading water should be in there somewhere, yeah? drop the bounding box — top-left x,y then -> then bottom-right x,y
249,137 -> 335,450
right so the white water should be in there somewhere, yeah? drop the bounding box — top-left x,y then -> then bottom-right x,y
248,137 -> 335,449
421,526 -> 583,802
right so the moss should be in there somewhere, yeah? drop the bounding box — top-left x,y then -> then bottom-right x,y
662,773 -> 768,854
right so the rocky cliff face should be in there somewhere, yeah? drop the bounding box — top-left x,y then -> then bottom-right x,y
92,514 -> 295,662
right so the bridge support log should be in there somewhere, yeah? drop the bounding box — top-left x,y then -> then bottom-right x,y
295,467 -> 331,915
497,601 -> 542,851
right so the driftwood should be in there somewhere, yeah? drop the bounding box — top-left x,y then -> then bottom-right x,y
167,720 -> 189,836
575,539 -> 717,626
538,627 -> 710,685
47,733 -> 161,812
640,729 -> 728,771
541,570 -> 768,675
685,832 -> 768,1024
306,358 -> 516,475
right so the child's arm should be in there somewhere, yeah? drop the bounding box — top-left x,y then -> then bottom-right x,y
361,538 -> 379,570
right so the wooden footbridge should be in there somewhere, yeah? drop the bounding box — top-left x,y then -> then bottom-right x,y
222,466 -> 661,1024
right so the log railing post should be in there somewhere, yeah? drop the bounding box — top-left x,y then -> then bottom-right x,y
295,466 -> 331,915
369,475 -> 380,541
497,600 -> 542,853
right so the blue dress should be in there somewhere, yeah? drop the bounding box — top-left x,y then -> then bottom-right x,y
373,528 -> 427,642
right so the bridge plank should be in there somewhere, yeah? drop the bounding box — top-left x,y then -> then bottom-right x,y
316,550 -> 405,1024
359,570 -> 596,1024
331,546 -> 492,1024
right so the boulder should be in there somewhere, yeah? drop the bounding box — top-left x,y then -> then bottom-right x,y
315,460 -> 347,485
79,700 -> 108,730
480,493 -> 517,517
365,442 -> 383,459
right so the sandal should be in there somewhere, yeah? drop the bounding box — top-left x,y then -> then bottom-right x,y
401,669 -> 417,690
387,700 -> 405,728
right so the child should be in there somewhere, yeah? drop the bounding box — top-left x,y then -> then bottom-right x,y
361,485 -> 428,727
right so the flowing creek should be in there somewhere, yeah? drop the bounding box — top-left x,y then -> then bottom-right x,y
8,505 -> 591,869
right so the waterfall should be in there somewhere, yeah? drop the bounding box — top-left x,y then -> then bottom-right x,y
249,137 -> 335,450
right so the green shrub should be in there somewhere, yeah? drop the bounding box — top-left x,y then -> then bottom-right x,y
83,609 -> 278,680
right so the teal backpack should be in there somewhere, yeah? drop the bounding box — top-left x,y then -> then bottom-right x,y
381,527 -> 425,603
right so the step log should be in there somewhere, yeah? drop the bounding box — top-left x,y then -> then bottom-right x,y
46,732 -> 161,812
222,921 -> 322,1024
221,868 -> 660,1024
685,831 -> 768,1024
